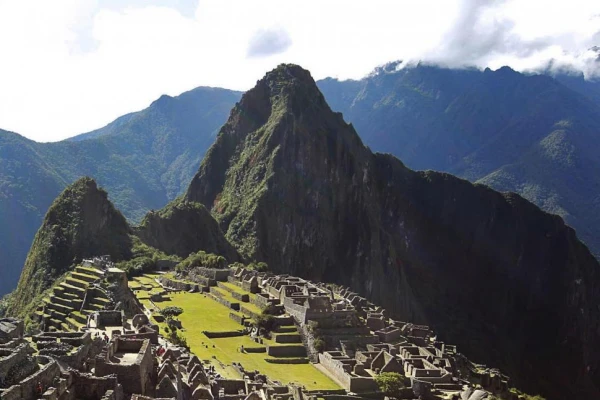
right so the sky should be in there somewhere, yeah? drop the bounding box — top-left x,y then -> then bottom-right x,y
0,0 -> 599,142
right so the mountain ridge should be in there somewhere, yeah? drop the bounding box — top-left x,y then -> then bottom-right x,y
0,86 -> 241,296
180,64 -> 600,399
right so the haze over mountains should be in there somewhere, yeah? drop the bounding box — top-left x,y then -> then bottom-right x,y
2,62 -> 600,299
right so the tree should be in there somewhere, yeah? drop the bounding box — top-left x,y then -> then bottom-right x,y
160,306 -> 183,318
375,372 -> 405,398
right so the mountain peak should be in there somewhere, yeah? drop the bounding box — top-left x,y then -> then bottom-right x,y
6,177 -> 132,317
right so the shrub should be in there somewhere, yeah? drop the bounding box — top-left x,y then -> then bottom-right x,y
254,308 -> 276,332
160,306 -> 183,318
246,262 -> 269,272
375,372 -> 405,398
313,338 -> 325,352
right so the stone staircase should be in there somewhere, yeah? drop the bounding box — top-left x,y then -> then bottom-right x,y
36,266 -> 112,332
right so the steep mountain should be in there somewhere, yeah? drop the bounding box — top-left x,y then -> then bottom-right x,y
0,86 -> 241,296
5,177 -> 132,317
135,198 -> 241,261
184,64 -> 600,399
317,63 -> 600,258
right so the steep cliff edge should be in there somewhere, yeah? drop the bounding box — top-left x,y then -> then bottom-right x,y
6,177 -> 132,317
185,64 -> 600,399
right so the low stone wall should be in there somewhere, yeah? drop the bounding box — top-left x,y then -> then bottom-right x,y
318,353 -> 378,393
229,312 -> 247,326
19,356 -> 60,400
252,293 -> 278,309
72,373 -> 123,400
264,358 -> 309,364
275,334 -> 302,343
0,385 -> 22,400
0,343 -> 31,380
230,291 -> 249,302
243,346 -> 266,353
160,277 -> 203,292
203,330 -> 244,338
208,293 -> 240,311
240,306 -> 259,319
193,267 -> 231,282
118,331 -> 159,345
266,345 -> 307,357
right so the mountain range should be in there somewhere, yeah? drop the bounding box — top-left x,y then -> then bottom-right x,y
2,62 -> 600,300
5,64 -> 599,399
0,86 -> 240,296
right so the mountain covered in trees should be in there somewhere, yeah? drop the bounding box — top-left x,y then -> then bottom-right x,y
0,87 -> 241,296
5,64 -> 599,399
318,62 -> 600,260
2,61 -> 600,304
178,65 -> 599,399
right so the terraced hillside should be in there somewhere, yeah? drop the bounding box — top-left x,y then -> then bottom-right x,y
36,266 -> 112,332
129,272 -> 339,391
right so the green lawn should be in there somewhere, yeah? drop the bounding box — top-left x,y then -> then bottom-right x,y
140,291 -> 339,390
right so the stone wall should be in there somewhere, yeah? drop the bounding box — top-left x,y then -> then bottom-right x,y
19,356 -> 60,400
266,345 -> 306,357
160,277 -> 203,292
317,353 -> 378,393
229,312 -> 247,326
0,385 -> 22,400
0,343 -> 31,381
193,267 -> 231,282
252,293 -> 278,309
96,338 -> 153,396
95,311 -> 123,328
208,292 -> 240,311
72,373 -> 123,400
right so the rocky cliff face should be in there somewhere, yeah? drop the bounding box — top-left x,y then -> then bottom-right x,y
186,64 -> 600,399
7,177 -> 132,317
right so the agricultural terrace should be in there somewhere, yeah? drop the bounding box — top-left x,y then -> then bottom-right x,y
129,274 -> 340,391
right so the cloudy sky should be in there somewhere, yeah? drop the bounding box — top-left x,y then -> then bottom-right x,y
1,0 -> 599,142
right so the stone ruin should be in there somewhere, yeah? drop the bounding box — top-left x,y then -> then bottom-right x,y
0,259 -> 520,400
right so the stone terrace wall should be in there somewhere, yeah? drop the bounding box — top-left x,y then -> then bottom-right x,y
72,373 -> 123,400
0,343 -> 30,380
193,267 -> 231,282
19,356 -> 60,400
160,277 -> 203,292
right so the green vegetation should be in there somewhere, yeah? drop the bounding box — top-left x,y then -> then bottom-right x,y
5,178 -> 131,317
0,86 -> 240,296
135,199 -> 240,261
132,286 -> 338,390
160,306 -> 183,318
374,372 -> 406,398
175,250 -> 227,272
116,236 -> 179,278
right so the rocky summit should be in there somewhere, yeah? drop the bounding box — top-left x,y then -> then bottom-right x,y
183,64 -> 600,399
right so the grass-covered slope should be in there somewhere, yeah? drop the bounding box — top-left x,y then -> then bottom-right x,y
6,177 -> 132,317
0,86 -> 240,296
185,64 -> 600,399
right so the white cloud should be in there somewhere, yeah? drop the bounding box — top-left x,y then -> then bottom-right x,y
0,0 -> 598,141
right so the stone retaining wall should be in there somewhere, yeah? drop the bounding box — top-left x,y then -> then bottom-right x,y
264,358 -> 309,364
229,312 -> 247,325
203,330 -> 244,338
266,345 -> 307,357
160,277 -> 203,292
208,293 -> 240,311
